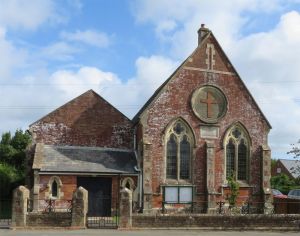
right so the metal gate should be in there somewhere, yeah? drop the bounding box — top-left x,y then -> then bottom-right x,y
77,177 -> 119,229
87,197 -> 119,229
0,199 -> 12,228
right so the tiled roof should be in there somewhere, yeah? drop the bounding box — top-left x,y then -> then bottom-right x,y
280,159 -> 300,179
34,144 -> 138,174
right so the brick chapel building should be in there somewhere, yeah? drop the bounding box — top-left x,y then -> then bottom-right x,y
28,25 -> 273,215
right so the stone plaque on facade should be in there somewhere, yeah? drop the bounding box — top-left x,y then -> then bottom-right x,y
191,85 -> 227,123
200,126 -> 219,139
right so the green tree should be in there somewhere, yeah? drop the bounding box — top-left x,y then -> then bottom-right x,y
0,163 -> 23,197
0,129 -> 31,198
270,173 -> 298,194
271,158 -> 277,170
0,130 -> 31,170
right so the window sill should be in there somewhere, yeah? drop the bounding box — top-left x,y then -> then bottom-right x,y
222,181 -> 253,188
162,179 -> 193,186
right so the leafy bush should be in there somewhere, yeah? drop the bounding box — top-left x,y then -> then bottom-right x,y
227,173 -> 240,206
271,173 -> 300,194
0,163 -> 24,197
0,130 -> 31,198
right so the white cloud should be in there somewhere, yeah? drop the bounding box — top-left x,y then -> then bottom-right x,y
41,41 -> 80,61
113,55 -> 178,111
50,67 -> 119,98
229,11 -> 300,157
0,27 -> 27,79
60,30 -> 111,48
0,0 -> 61,30
0,54 -> 177,134
50,56 -> 178,117
132,0 -> 300,59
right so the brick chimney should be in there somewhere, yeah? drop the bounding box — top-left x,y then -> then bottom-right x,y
198,24 -> 209,45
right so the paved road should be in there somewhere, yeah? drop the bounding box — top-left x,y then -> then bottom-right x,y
0,230 -> 298,236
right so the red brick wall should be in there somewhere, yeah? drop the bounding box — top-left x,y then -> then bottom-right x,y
38,175 -> 137,212
39,175 -> 77,200
185,36 -> 235,73
111,176 -> 119,208
30,90 -> 133,149
138,34 -> 270,208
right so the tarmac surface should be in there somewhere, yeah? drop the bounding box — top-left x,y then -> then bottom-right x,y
0,229 -> 299,236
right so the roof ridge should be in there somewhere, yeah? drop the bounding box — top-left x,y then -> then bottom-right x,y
44,144 -> 134,152
280,158 -> 298,161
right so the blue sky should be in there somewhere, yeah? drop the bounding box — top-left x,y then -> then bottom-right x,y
1,0 -> 300,159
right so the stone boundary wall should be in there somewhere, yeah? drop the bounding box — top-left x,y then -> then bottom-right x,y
26,212 -> 71,227
119,187 -> 132,228
11,186 -> 87,229
132,214 -> 300,230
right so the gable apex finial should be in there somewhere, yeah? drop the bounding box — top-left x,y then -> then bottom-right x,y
198,23 -> 209,45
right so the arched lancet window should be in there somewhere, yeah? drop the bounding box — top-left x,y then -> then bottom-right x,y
48,176 -> 63,199
51,180 -> 58,198
226,139 -> 235,178
225,125 -> 250,182
238,139 -> 247,180
166,120 -> 194,180
167,134 -> 178,179
180,135 -> 190,179
121,177 -> 135,191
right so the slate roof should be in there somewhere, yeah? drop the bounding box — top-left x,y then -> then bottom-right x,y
280,159 -> 300,179
33,144 -> 138,175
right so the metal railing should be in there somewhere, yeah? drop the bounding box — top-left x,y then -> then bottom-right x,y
0,199 -> 12,228
27,199 -> 72,213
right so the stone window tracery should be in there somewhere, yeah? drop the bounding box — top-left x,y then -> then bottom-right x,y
225,125 -> 250,182
166,120 -> 194,180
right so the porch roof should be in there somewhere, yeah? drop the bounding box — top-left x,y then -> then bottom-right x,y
33,144 -> 138,174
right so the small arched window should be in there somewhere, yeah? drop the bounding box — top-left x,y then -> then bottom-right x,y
51,180 -> 58,198
166,120 -> 194,180
225,125 -> 250,182
125,181 -> 131,189
121,177 -> 135,191
48,176 -> 62,199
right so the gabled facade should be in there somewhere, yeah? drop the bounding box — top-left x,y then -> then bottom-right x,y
272,159 -> 300,180
133,25 -> 272,212
28,25 -> 272,215
30,89 -> 133,148
28,90 -> 138,213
